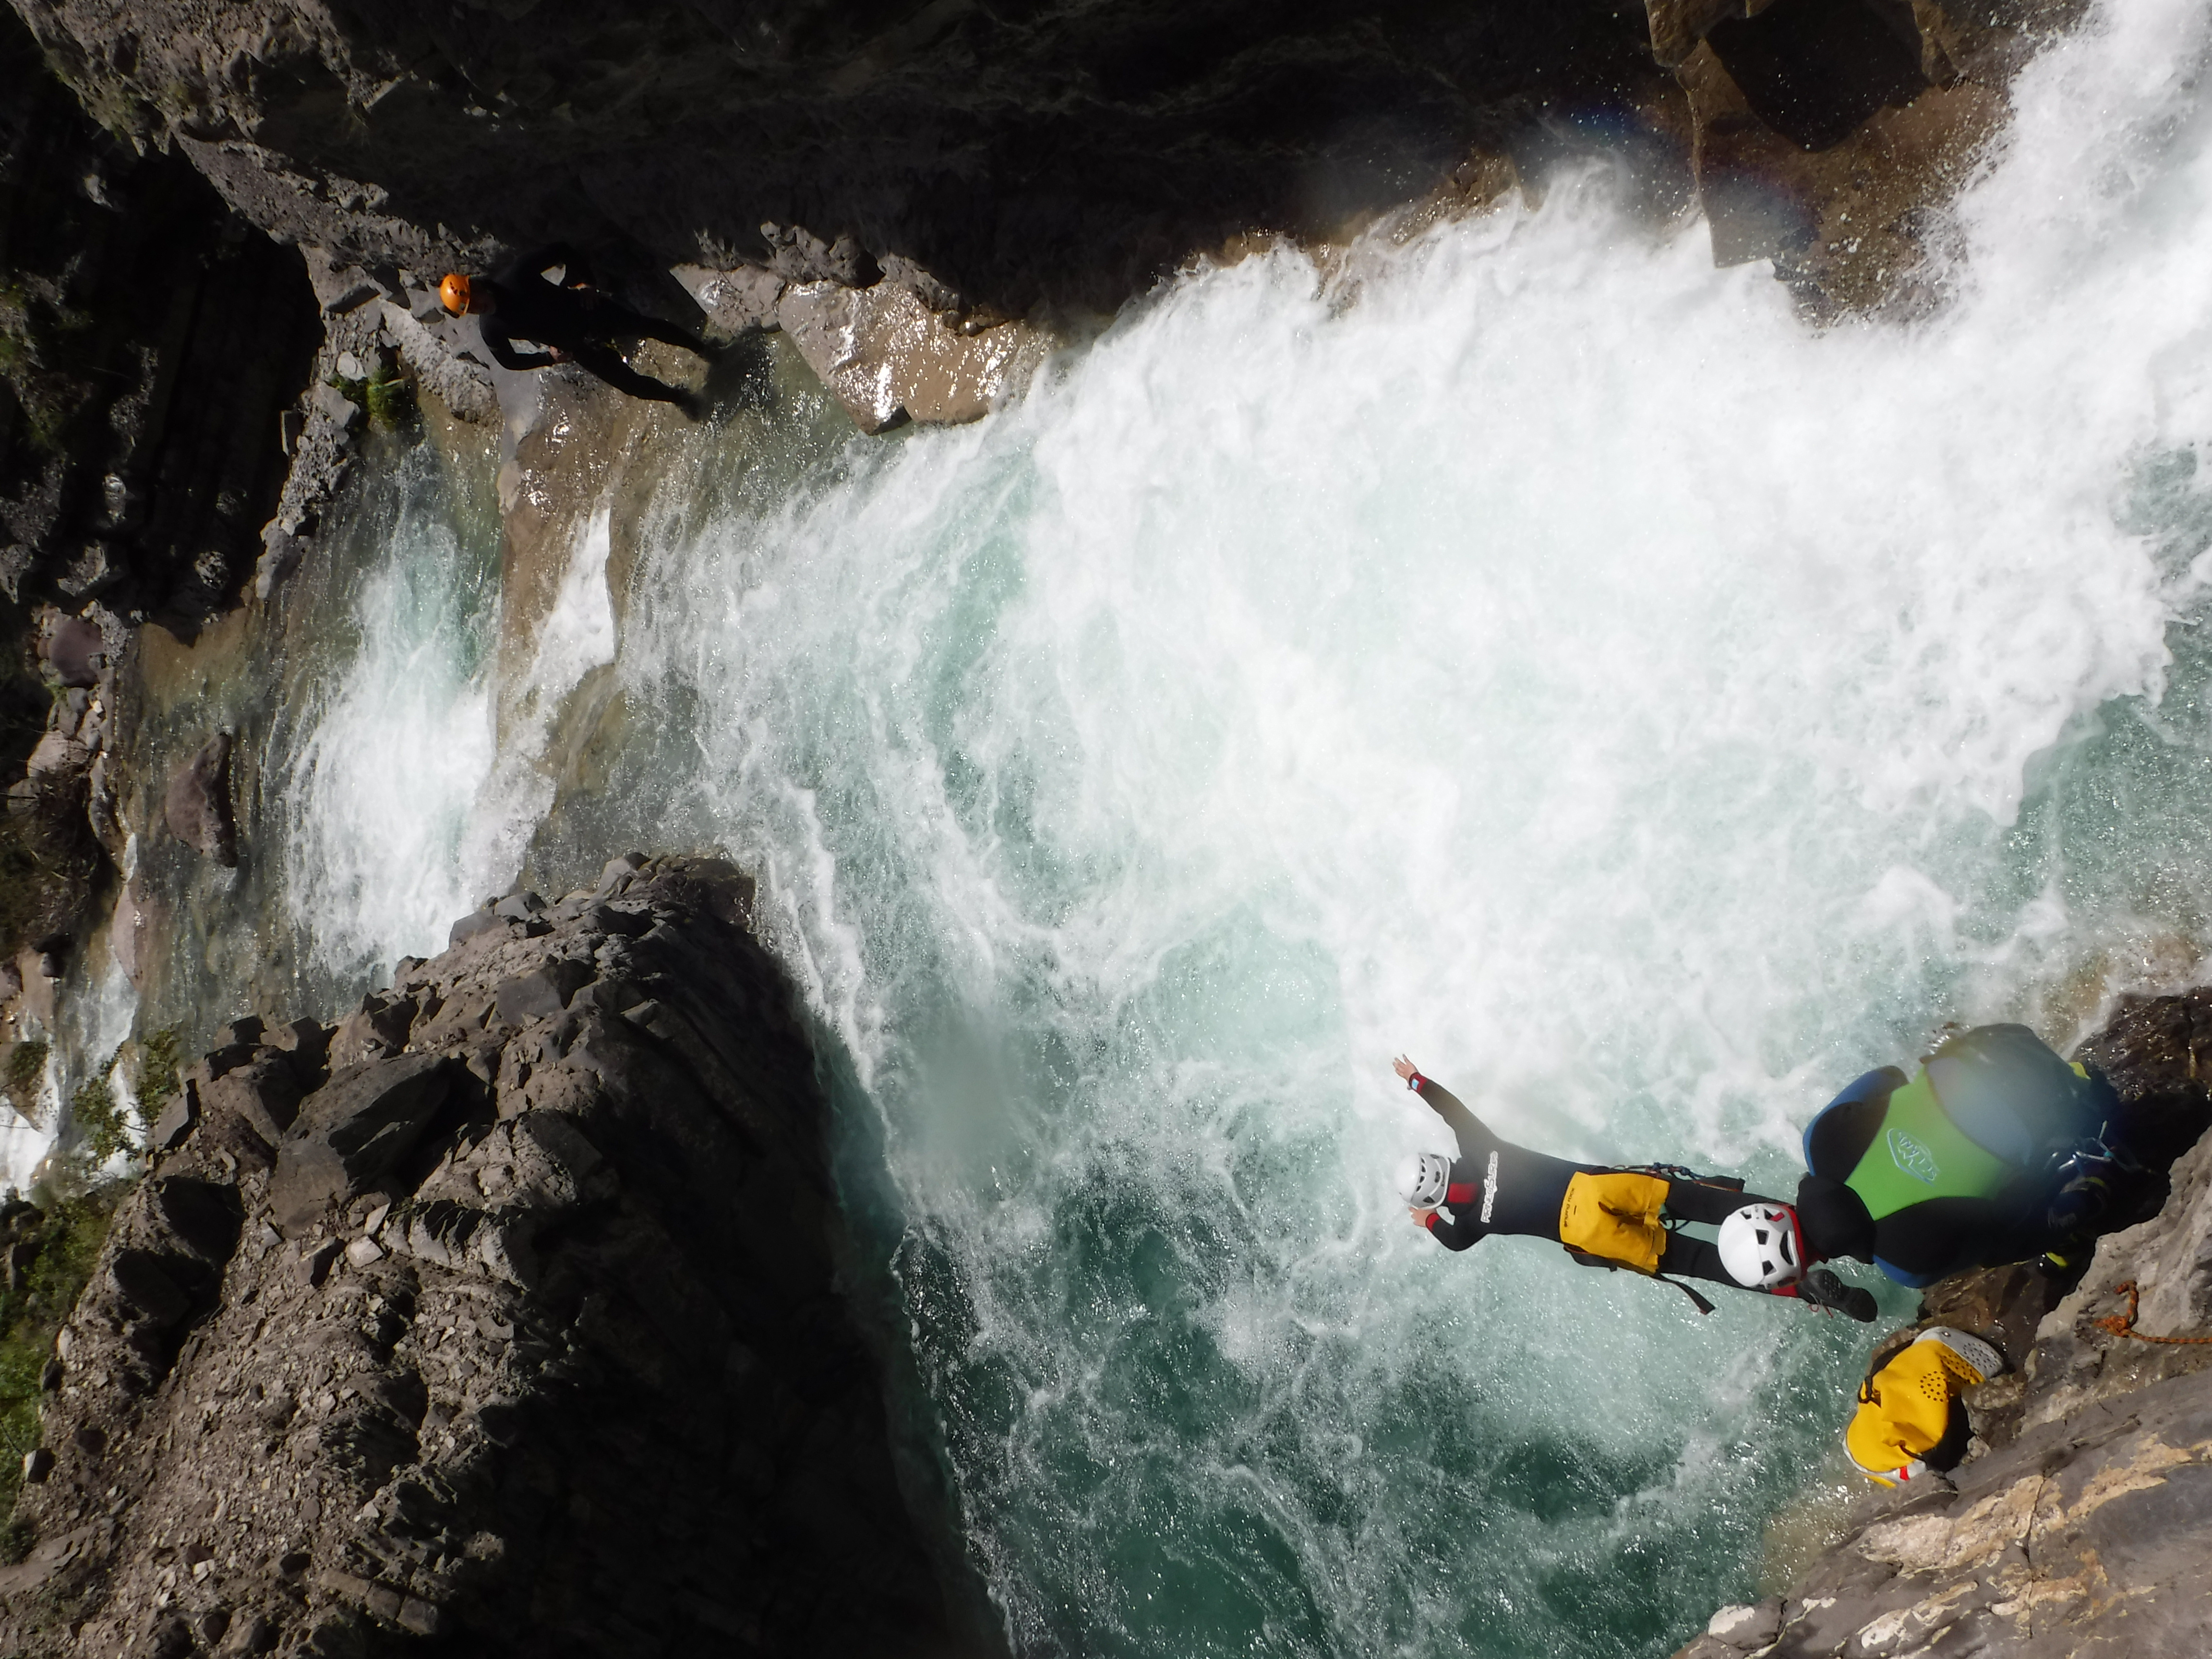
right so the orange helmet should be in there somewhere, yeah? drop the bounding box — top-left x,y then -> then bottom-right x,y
439,273 -> 475,315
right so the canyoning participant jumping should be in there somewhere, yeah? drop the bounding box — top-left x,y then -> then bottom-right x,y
439,244 -> 712,412
1393,1057 -> 1878,1320
1777,1023 -> 2163,1288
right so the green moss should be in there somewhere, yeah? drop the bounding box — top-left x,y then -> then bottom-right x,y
364,369 -> 414,429
67,1052 -> 135,1165
132,1029 -> 180,1118
1,1043 -> 43,1108
0,1183 -> 128,1531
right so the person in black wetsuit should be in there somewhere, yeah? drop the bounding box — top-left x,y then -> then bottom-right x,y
439,246 -> 711,411
1393,1056 -> 1876,1319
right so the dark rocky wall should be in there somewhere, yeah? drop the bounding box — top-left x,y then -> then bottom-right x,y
0,6 -> 321,633
6,0 -> 1679,318
0,856 -> 981,1659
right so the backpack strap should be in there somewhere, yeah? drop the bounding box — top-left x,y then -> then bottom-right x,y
1561,1247 -> 1716,1315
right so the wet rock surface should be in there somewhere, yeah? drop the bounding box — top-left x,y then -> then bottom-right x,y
1676,989 -> 2212,1659
162,733 -> 239,868
0,855 -> 969,1658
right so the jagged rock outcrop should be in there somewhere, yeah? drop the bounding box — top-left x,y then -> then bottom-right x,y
1676,990 -> 2212,1659
1653,0 -> 2089,310
0,855 -> 969,1658
0,4 -> 325,965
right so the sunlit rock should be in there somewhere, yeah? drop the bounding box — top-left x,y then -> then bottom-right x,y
777,279 -> 1050,433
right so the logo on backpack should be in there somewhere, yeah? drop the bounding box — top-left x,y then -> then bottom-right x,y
1887,1128 -> 1940,1185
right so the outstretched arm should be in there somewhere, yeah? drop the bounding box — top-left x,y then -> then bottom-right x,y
1422,1208 -> 1482,1251
1393,1055 -> 1491,1163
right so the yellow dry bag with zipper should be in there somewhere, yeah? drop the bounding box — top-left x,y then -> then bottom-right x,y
1557,1171 -> 1672,1274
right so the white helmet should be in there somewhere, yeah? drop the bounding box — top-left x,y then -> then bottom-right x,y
1719,1202 -> 1805,1289
1395,1152 -> 1454,1210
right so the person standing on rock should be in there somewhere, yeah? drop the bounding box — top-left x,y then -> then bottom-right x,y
1393,1056 -> 1878,1320
1784,1022 -> 2164,1287
440,244 -> 711,413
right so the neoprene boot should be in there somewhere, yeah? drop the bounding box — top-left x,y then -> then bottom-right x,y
1800,1266 -> 1878,1322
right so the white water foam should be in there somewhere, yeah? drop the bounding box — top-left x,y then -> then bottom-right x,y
602,5 -> 2212,1650
279,462 -> 617,976
272,2 -> 2212,1652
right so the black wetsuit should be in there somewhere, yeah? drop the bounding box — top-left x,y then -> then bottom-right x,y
1411,1075 -> 1772,1292
477,244 -> 708,406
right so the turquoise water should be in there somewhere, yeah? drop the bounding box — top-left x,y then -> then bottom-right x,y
255,3 -> 2212,1653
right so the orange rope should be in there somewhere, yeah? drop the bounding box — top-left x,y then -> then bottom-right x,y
2093,1280 -> 2212,1346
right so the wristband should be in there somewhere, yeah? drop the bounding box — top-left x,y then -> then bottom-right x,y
1406,1071 -> 1427,1092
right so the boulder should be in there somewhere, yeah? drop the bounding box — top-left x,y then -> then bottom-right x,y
106,1251 -> 189,1328
778,279 -> 1049,432
41,615 -> 107,687
142,1178 -> 241,1264
199,1053 -> 302,1148
148,1092 -> 194,1150
23,729 -> 89,781
162,733 -> 237,866
270,1052 -> 455,1230
492,959 -> 592,1025
328,989 -> 416,1068
671,262 -> 786,335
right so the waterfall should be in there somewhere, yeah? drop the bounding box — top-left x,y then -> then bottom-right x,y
253,2 -> 2212,1652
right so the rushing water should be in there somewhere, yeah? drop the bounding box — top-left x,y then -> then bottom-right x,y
162,1 -> 2212,1653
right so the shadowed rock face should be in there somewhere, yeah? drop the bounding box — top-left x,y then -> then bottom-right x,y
6,0 -> 1675,316
1677,990 -> 2212,1659
0,8 -> 322,628
0,855 -> 973,1659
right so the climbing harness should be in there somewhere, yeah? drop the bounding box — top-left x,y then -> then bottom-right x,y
2093,1280 -> 2212,1346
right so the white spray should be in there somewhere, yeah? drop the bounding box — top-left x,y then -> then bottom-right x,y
278,2 -> 2212,1652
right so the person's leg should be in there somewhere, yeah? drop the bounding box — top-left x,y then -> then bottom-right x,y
1662,1179 -> 1775,1226
1658,1233 -> 1739,1287
565,342 -> 692,408
601,307 -> 710,357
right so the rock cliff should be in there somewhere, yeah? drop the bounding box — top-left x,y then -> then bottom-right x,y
4,0 -> 2085,328
1677,992 -> 2212,1659
0,7 -> 321,628
0,854 -> 975,1658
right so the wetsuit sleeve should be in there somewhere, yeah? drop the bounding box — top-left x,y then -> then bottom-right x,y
1413,1078 -> 1498,1166
480,319 -> 554,371
1423,1210 -> 1482,1251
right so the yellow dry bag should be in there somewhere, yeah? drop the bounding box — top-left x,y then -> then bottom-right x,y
1557,1171 -> 1672,1274
1846,1330 -> 1996,1486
